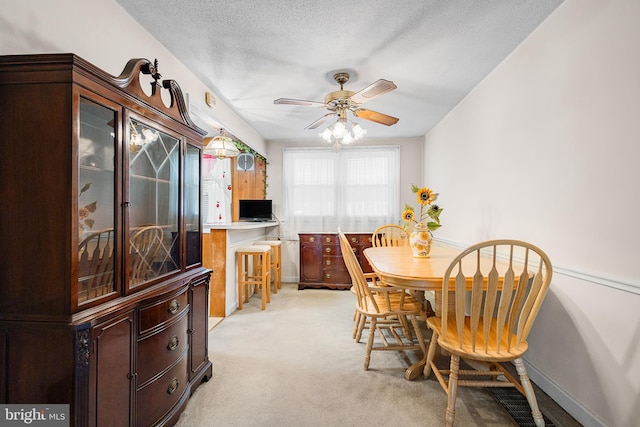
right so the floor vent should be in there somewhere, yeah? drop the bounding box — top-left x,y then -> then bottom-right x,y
487,388 -> 555,427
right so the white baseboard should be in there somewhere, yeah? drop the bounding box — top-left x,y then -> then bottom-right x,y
524,359 -> 607,427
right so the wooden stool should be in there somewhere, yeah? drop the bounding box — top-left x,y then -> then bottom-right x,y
236,245 -> 271,310
253,240 -> 282,293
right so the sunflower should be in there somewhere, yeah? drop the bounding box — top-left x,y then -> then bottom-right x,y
416,187 -> 435,206
401,209 -> 415,222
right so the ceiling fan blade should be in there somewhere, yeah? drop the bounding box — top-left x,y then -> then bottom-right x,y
305,113 -> 336,130
349,79 -> 397,105
274,98 -> 326,107
353,108 -> 399,126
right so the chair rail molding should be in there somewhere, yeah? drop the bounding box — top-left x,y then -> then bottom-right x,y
433,237 -> 640,296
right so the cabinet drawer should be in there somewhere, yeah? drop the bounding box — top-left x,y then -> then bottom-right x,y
322,269 -> 351,284
136,351 -> 189,426
321,234 -> 339,244
323,255 -> 346,271
322,244 -> 341,256
137,310 -> 189,385
139,289 -> 189,334
299,234 -> 322,244
357,234 -> 374,247
345,234 -> 361,246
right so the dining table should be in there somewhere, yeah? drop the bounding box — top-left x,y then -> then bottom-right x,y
363,244 -> 463,380
363,243 -> 525,380
363,244 -> 463,291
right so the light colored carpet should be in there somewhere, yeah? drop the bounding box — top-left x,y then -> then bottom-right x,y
175,283 -> 517,427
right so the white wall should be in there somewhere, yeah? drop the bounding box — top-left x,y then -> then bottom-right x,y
0,0 -> 266,155
4,0 -> 639,425
423,0 -> 640,425
266,137 -> 423,282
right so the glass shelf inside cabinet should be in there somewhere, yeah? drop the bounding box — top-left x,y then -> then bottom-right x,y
78,98 -> 116,304
128,119 -> 180,288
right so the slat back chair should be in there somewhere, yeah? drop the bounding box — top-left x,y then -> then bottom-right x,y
372,224 -> 409,247
425,239 -> 553,427
339,230 -> 427,377
78,228 -> 115,301
129,225 -> 164,284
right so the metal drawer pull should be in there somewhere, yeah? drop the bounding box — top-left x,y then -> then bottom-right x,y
325,260 -> 331,266
167,377 -> 179,394
325,247 -> 331,253
325,237 -> 331,243
309,237 -> 315,242
351,237 -> 357,243
167,335 -> 179,351
168,299 -> 180,314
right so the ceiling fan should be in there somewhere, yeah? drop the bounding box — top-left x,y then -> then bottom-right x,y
274,72 -> 399,133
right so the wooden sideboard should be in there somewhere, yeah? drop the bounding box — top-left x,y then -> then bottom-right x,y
298,233 -> 373,290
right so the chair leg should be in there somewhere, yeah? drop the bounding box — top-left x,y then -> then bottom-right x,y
399,315 -> 413,340
355,313 -> 366,343
445,354 -> 460,427
364,317 -> 376,370
352,311 -> 360,339
514,358 -> 545,427
423,329 -> 439,378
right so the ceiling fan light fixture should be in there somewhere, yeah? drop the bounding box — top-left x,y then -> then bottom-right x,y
319,119 -> 366,146
320,128 -> 333,142
274,70 -> 396,144
352,123 -> 367,139
332,120 -> 347,138
203,131 -> 240,159
341,132 -> 355,145
129,121 -> 159,152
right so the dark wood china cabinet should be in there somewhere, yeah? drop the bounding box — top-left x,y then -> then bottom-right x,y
0,54 -> 212,426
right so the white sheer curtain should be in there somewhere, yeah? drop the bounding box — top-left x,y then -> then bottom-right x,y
282,146 -> 400,239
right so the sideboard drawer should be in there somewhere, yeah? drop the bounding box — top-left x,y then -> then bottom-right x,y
136,351 -> 189,426
137,310 -> 189,385
321,234 -> 339,245
322,244 -> 341,256
299,234 -> 322,244
139,288 -> 189,334
323,269 -> 351,284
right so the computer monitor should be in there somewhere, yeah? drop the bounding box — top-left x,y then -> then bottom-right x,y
238,199 -> 273,222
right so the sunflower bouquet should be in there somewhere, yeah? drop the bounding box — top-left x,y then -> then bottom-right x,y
401,184 -> 443,232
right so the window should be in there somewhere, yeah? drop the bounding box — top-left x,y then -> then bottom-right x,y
283,146 -> 400,236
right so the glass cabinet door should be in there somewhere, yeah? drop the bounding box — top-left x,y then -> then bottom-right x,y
185,144 -> 201,266
78,98 -> 116,304
128,119 -> 180,288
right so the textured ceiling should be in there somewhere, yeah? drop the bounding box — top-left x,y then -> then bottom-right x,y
115,0 -> 563,141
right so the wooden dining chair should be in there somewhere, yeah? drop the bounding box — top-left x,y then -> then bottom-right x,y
130,225 -> 164,284
339,230 -> 428,377
78,228 -> 115,301
372,224 -> 435,317
372,224 -> 409,247
424,239 -> 553,427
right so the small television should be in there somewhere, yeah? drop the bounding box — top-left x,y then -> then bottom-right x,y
239,199 -> 273,222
